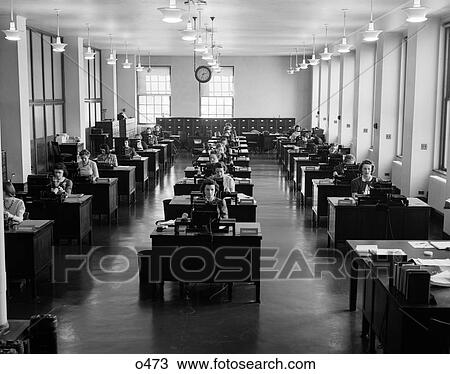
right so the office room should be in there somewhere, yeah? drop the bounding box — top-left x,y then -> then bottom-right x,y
0,0 -> 450,370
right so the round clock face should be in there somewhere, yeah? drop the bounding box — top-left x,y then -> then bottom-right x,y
195,66 -> 212,83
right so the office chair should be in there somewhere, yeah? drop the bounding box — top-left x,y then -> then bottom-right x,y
429,318 -> 450,353
155,198 -> 175,225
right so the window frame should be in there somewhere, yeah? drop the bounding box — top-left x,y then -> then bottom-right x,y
439,25 -> 450,171
136,65 -> 172,125
396,36 -> 408,157
83,46 -> 102,128
199,66 -> 235,118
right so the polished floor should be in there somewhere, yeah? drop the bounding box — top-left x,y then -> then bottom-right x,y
8,153 -> 442,353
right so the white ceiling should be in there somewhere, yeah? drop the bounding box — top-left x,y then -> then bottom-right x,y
0,0 -> 438,55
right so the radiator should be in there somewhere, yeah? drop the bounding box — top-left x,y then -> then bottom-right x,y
428,175 -> 446,214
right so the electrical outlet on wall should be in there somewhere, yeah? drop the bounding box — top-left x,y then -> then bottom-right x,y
346,124 -> 351,128
386,134 -> 391,140
363,128 -> 368,133
334,120 -> 338,124
384,173 -> 390,177
421,144 -> 427,150
418,190 -> 425,195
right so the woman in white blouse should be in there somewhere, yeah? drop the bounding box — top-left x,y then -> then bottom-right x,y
3,181 -> 25,223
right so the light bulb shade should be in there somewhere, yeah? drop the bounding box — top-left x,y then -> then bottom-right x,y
180,29 -> 197,41
202,52 -> 213,61
135,63 -> 145,72
362,22 -> 382,42
122,58 -> 132,69
207,59 -> 216,66
404,4 -> 428,23
320,47 -> 333,61
106,53 -> 117,65
194,44 -> 208,53
287,68 -> 295,75
84,46 -> 96,60
158,7 -> 183,23
51,36 -> 67,52
295,65 -> 301,72
308,54 -> 320,66
3,21 -> 21,41
337,37 -> 351,54
299,60 -> 309,70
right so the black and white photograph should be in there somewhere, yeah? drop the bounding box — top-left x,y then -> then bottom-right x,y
0,0 -> 449,370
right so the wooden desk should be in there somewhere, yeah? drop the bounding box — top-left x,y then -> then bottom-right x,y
137,149 -> 160,181
74,178 -> 118,222
119,157 -> 149,191
281,144 -> 296,169
231,166 -> 251,179
150,144 -> 168,171
292,157 -> 319,190
5,220 -> 54,297
174,178 -> 254,196
300,167 -> 332,204
346,240 -> 450,353
168,195 -> 257,222
159,139 -> 175,163
184,166 -> 201,178
327,197 -> 431,248
312,180 -> 351,226
143,223 -> 262,302
27,196 -> 93,245
98,166 -> 136,204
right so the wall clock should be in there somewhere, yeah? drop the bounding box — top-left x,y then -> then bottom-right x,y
195,65 -> 212,83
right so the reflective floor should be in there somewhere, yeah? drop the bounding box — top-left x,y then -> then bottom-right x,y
7,153 -> 442,353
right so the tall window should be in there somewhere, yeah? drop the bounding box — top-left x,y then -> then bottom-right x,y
396,36 -> 408,157
371,47 -> 379,148
27,28 -> 65,174
137,66 -> 171,125
200,67 -> 234,118
439,25 -> 450,171
84,47 -> 102,127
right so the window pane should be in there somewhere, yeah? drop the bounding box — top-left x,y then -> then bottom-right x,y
31,31 -> 43,100
45,105 -> 54,137
43,36 -> 53,100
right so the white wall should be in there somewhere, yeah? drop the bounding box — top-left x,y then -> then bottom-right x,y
116,55 -> 312,126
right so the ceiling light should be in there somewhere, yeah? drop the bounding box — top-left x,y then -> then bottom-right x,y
50,9 -> 67,52
404,0 -> 428,23
320,25 -> 333,61
287,53 -> 295,74
106,34 -> 117,65
122,41 -> 132,69
2,0 -> 21,41
295,48 -> 301,71
84,24 -> 96,60
135,50 -> 145,72
202,49 -> 213,60
299,46 -> 309,70
146,50 -> 152,73
338,9 -> 352,54
181,19 -> 197,41
362,0 -> 382,42
308,34 -> 320,66
158,0 -> 183,23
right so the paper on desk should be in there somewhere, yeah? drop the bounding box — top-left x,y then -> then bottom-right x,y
430,269 -> 450,287
355,245 -> 378,256
408,241 -> 434,249
370,248 -> 407,256
413,258 -> 450,266
430,241 -> 450,250
157,220 -> 175,227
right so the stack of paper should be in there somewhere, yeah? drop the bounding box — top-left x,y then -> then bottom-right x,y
408,241 -> 434,249
430,241 -> 450,250
355,245 -> 378,256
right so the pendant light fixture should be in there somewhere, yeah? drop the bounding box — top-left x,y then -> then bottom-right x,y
146,50 -> 152,74
106,34 -> 117,65
320,24 -> 333,61
202,17 -> 215,61
404,0 -> 428,23
50,9 -> 67,52
135,49 -> 145,72
84,24 -> 96,60
122,41 -> 132,69
363,0 -> 382,42
295,48 -> 301,72
299,45 -> 309,70
194,11 -> 208,53
2,0 -> 20,41
158,0 -> 183,24
337,9 -> 352,54
308,34 -> 320,66
180,4 -> 197,41
287,53 -> 295,75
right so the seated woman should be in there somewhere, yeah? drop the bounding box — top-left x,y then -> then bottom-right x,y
51,163 -> 73,195
199,179 -> 228,219
328,144 -> 340,155
133,134 -> 148,151
78,149 -> 99,181
123,139 -> 137,158
97,144 -> 118,167
3,181 -> 25,223
351,159 -> 378,198
333,154 -> 356,178
290,125 -> 302,142
212,162 -> 235,193
203,152 -> 219,177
